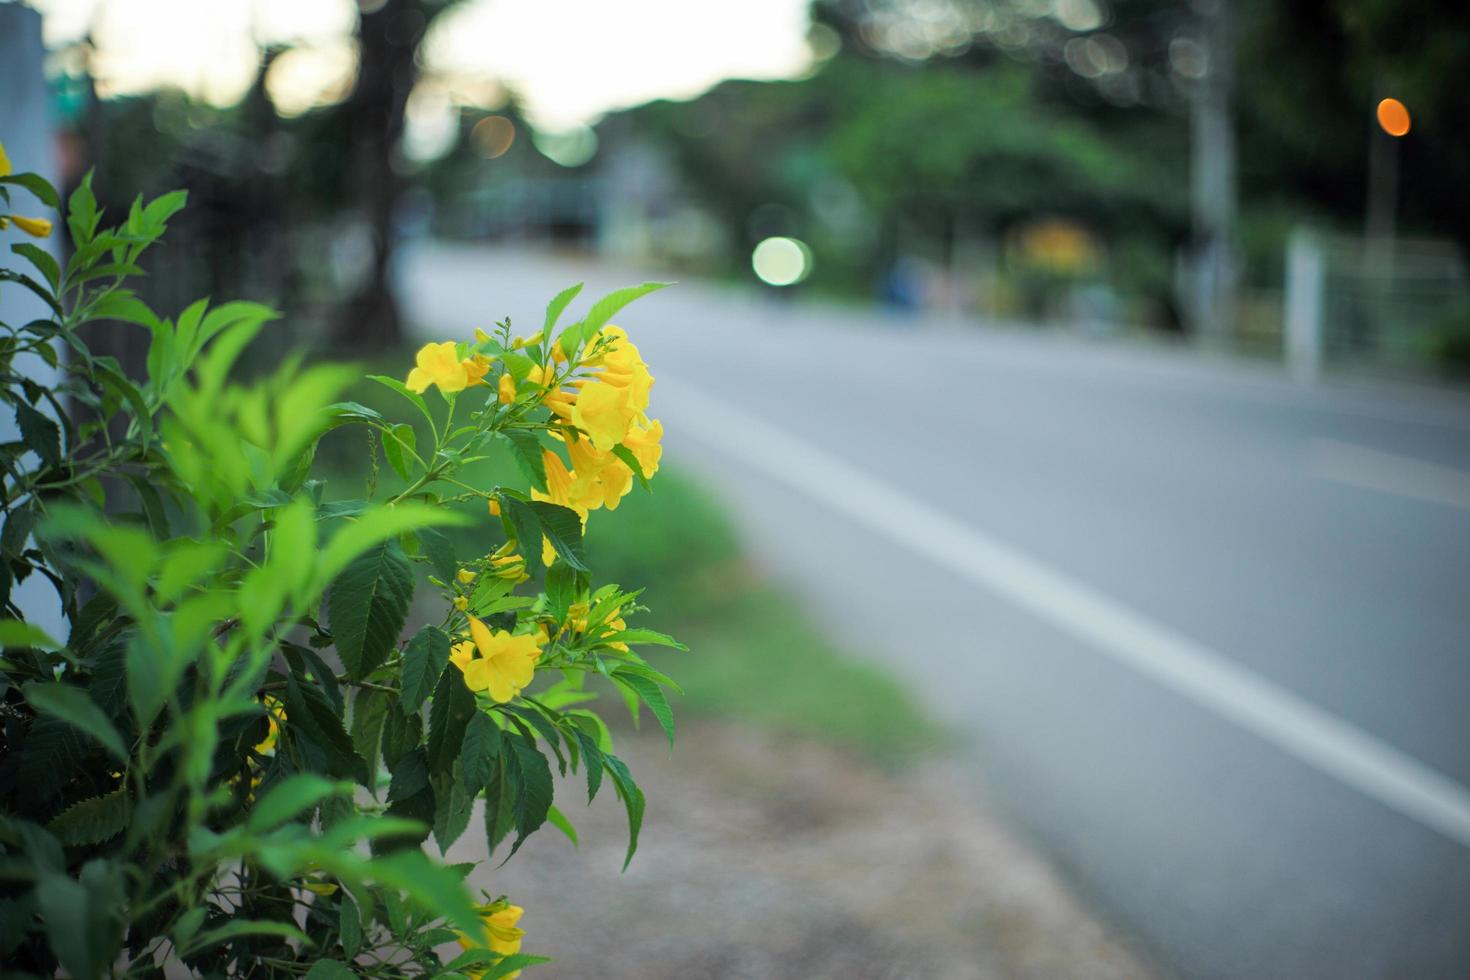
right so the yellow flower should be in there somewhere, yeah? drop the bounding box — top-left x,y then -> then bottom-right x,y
254,696 -> 287,755
450,617 -> 541,702
11,215 -> 51,238
454,596 -> 469,612
570,379 -> 635,451
622,416 -> 663,480
0,142 -> 10,177
463,354 -> 493,387
457,568 -> 477,585
571,326 -> 653,450
488,498 -> 502,517
498,372 -> 517,405
474,327 -> 493,344
407,342 -> 470,394
458,903 -> 526,978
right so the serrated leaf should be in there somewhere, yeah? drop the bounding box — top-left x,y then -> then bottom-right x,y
596,627 -> 688,651
14,400 -> 61,470
416,526 -> 458,585
502,429 -> 548,493
461,712 -> 502,795
528,501 -> 587,571
427,664 -> 475,776
283,673 -> 369,784
483,754 -> 516,856
613,672 -> 675,747
339,891 -> 363,959
431,760 -> 475,855
327,539 -> 413,679
400,625 -> 450,715
47,787 -> 131,846
603,753 -> 645,871
24,682 -> 128,763
570,728 -> 603,803
350,688 -> 390,792
506,735 -> 553,858
381,704 -> 422,772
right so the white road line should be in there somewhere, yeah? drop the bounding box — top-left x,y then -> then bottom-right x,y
1309,438 -> 1470,511
659,377 -> 1470,849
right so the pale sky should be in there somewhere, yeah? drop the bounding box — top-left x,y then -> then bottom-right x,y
31,0 -> 817,129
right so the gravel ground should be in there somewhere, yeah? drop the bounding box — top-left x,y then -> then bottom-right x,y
449,720 -> 1162,980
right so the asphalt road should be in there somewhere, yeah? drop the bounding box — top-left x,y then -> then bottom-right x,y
402,242 -> 1470,980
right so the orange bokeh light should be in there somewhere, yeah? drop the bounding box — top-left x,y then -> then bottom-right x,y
1376,98 -> 1411,137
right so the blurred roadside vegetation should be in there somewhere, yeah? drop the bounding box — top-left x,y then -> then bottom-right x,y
319,366 -> 943,768
54,1 -> 1470,337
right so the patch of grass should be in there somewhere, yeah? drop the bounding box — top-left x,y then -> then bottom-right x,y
589,470 -> 944,767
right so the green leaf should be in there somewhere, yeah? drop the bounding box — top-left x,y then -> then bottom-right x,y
247,774 -> 343,833
11,242 -> 59,290
327,539 -> 413,680
37,866 -> 122,980
339,891 -> 363,959
181,919 -> 311,955
613,671 -> 675,747
528,501 -> 588,571
382,422 -> 417,481
545,281 -> 584,339
460,712 -> 502,794
23,682 -> 128,763
603,753 -> 645,871
495,494 -> 543,566
47,786 -> 131,846
577,281 -> 670,348
125,632 -> 174,729
596,628 -> 688,651
502,429 -> 548,493
283,673 -> 370,784
14,399 -> 61,470
416,526 -> 458,585
569,728 -> 603,803
380,703 -> 422,772
0,268 -> 62,316
400,625 -> 451,715
546,804 -> 579,847
360,850 -> 480,935
486,954 -> 554,979
431,759 -> 476,854
367,374 -> 436,433
349,688 -> 391,792
0,171 -> 61,209
482,754 -> 516,855
427,663 -> 476,776
612,443 -> 651,490
0,620 -> 59,650
507,734 -> 553,858
303,961 -> 356,980
316,503 -> 467,589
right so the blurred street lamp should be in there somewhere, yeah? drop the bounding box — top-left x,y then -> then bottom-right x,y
1365,95 -> 1408,249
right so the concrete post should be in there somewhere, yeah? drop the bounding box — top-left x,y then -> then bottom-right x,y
1284,229 -> 1325,383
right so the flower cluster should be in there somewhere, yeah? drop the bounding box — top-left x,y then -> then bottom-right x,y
534,327 -> 663,539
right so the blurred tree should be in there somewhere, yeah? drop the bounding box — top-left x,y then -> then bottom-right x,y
329,0 -> 463,348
